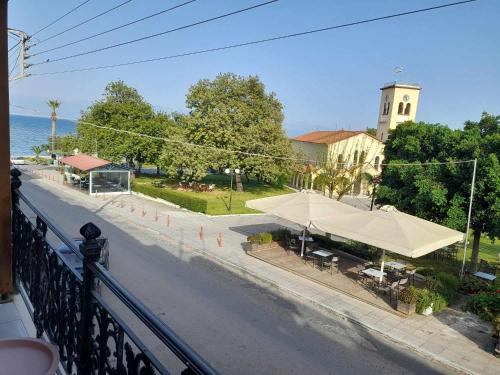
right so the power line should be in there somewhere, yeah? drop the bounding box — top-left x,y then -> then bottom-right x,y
8,40 -> 20,52
31,0 -> 198,57
9,52 -> 20,76
29,0 -> 477,76
31,0 -> 279,65
32,0 -> 92,37
9,104 -> 477,168
9,104 -> 313,163
380,160 -> 475,166
33,0 -> 134,46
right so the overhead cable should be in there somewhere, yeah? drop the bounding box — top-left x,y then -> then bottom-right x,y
31,0 -> 198,56
29,0 -> 477,75
32,0 -> 92,36
9,104 -> 476,168
33,0 -> 134,46
31,0 -> 279,65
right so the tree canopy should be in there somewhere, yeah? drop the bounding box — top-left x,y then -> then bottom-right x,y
376,114 -> 500,271
160,73 -> 293,187
76,81 -> 172,170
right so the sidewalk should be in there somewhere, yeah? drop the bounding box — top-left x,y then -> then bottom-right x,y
22,166 -> 498,375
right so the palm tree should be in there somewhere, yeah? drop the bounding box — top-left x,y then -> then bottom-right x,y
31,145 -> 43,162
47,100 -> 61,153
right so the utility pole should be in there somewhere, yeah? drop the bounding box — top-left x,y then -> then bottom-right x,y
460,158 -> 478,279
0,0 -> 12,299
7,28 -> 28,81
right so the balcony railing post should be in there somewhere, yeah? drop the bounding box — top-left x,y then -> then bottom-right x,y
77,222 -> 102,375
10,168 -> 21,291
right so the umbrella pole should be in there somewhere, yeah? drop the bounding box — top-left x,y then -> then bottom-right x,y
379,248 -> 385,283
300,227 -> 306,257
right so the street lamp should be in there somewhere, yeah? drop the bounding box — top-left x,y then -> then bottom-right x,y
224,168 -> 240,213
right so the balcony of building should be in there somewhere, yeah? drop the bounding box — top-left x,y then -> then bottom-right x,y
0,169 -> 217,375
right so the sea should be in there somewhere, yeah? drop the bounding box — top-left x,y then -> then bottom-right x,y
10,114 -> 76,157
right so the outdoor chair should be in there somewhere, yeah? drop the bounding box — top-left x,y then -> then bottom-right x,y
286,238 -> 300,254
356,265 -> 369,285
405,269 -> 417,285
386,269 -> 399,283
207,184 -> 215,192
395,278 -> 408,294
303,247 -> 316,266
379,281 -> 400,304
323,256 -> 339,275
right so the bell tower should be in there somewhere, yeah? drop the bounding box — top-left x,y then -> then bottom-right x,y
376,82 -> 421,142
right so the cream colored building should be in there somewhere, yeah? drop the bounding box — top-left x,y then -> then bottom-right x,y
376,82 -> 421,142
291,130 -> 385,195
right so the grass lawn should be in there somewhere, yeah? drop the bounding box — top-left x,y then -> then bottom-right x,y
458,235 -> 500,266
133,173 -> 293,215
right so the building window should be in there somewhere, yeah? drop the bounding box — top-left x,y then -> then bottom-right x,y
359,151 -> 366,164
382,103 -> 386,115
398,102 -> 404,115
386,102 -> 390,115
353,150 -> 359,164
374,156 -> 380,171
380,132 -> 384,141
404,103 -> 411,115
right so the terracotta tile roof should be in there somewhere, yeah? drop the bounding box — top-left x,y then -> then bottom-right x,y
292,130 -> 376,144
60,154 -> 111,171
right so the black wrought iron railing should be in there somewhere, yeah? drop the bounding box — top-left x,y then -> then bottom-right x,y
10,168 -> 217,375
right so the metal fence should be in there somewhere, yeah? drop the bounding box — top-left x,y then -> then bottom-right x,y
10,168 -> 217,375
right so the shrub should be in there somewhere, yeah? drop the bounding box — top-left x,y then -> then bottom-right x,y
436,272 -> 459,291
431,293 -> 448,313
416,288 -> 432,314
460,276 -> 493,295
247,234 -> 260,244
258,232 -> 273,244
270,229 -> 290,242
131,181 -> 208,213
399,286 -> 419,304
247,232 -> 273,245
493,316 -> 500,338
416,288 -> 449,315
466,292 -> 500,322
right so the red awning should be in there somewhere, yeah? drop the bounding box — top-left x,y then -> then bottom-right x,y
60,154 -> 111,172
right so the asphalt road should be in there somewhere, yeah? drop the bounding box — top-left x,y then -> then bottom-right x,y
18,174 -> 457,375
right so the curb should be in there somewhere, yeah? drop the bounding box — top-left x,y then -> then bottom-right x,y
124,216 -> 472,375
24,169 -> 477,375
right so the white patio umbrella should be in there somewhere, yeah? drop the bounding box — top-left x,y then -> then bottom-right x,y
312,205 -> 464,282
245,191 -> 361,256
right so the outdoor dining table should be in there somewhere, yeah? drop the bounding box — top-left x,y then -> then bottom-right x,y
312,249 -> 337,271
384,261 -> 406,271
473,271 -> 497,283
362,268 -> 387,283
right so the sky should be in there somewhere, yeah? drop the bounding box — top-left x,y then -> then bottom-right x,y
7,0 -> 500,136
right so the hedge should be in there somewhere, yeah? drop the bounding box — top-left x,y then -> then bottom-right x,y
131,181 -> 208,213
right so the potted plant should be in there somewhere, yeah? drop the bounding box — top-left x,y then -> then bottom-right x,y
416,288 -> 433,316
397,286 -> 418,315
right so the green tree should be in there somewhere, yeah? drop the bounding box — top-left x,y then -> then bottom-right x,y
163,73 -> 292,187
77,81 -> 170,171
366,127 -> 377,136
315,145 -> 373,200
377,116 -> 500,271
47,99 -> 61,153
53,134 -> 78,155
31,145 -> 42,162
